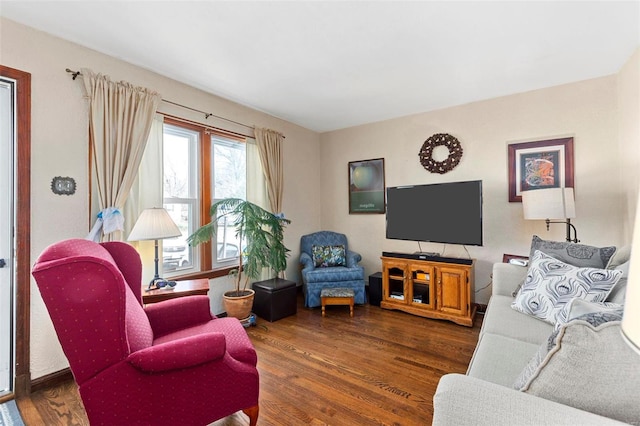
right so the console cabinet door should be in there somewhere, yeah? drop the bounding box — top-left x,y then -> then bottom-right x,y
382,259 -> 408,304
436,266 -> 468,316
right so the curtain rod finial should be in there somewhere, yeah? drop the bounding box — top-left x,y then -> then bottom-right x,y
65,68 -> 81,80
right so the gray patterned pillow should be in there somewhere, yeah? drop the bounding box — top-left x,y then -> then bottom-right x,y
513,312 -> 626,390
553,298 -> 624,330
513,320 -> 640,424
529,235 -> 616,269
511,250 -> 622,324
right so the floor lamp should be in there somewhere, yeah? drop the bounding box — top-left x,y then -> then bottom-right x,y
521,187 -> 579,243
128,207 -> 182,291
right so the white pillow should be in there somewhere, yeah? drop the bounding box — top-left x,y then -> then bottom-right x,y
511,250 -> 622,324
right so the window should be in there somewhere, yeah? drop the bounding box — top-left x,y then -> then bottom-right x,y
162,118 -> 247,278
162,123 -> 200,275
212,137 -> 246,264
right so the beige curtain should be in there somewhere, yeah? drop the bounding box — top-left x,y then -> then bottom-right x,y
82,68 -> 161,241
254,127 -> 284,214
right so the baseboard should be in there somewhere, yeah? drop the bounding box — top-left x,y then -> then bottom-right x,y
474,303 -> 488,314
30,368 -> 73,392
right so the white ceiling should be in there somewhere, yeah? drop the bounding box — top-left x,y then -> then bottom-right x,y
1,1 -> 639,132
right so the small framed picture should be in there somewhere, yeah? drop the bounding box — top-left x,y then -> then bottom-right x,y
507,137 -> 574,202
348,158 -> 385,214
502,253 -> 529,266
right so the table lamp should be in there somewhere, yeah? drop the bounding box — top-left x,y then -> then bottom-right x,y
522,187 -> 579,243
128,207 -> 182,290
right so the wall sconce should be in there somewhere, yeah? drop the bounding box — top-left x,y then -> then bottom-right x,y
522,187 -> 579,243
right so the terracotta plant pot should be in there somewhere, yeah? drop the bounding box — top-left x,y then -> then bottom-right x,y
223,289 -> 255,320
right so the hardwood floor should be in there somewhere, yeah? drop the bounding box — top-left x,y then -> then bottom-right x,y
19,294 -> 481,425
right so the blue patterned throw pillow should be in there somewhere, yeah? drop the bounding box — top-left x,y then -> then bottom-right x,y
312,244 -> 346,268
512,250 -> 622,324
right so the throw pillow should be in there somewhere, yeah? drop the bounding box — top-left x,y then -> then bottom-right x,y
605,244 -> 631,269
312,244 -> 346,268
511,250 -> 621,324
606,260 -> 629,304
528,235 -> 616,269
514,320 -> 640,424
553,298 -> 624,331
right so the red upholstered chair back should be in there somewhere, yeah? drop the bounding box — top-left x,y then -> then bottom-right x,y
32,238 -> 153,385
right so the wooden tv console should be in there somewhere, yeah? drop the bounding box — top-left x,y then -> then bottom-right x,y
380,254 -> 476,327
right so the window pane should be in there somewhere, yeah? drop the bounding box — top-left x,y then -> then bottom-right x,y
213,138 -> 246,200
162,123 -> 199,276
162,203 -> 195,273
164,126 -> 197,199
212,138 -> 246,264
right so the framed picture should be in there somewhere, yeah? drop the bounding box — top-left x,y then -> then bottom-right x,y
502,253 -> 529,266
508,137 -> 574,202
348,158 -> 386,214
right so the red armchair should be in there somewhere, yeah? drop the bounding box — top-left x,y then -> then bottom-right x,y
32,238 -> 259,426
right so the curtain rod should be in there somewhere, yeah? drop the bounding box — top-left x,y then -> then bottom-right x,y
65,68 -> 266,136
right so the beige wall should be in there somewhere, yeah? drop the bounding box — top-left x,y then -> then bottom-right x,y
0,17 -> 321,379
320,73 -> 629,305
618,48 -> 640,241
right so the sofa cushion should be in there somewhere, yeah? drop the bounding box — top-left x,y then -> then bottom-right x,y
516,320 -> 640,424
482,295 -> 553,345
467,332 -> 540,387
528,235 -> 616,268
512,250 -> 621,324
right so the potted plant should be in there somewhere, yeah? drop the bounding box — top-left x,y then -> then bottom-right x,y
187,198 -> 291,320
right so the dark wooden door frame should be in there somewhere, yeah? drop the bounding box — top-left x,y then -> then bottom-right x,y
0,65 -> 32,398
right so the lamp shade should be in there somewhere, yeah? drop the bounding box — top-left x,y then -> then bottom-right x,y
128,208 -> 181,241
622,198 -> 640,355
522,187 -> 576,220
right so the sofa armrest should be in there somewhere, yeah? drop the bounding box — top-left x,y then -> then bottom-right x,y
300,252 -> 314,272
433,374 -> 625,426
492,263 -> 528,297
127,333 -> 226,373
346,250 -> 362,268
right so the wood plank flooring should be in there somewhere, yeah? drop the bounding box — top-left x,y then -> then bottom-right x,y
19,293 -> 481,425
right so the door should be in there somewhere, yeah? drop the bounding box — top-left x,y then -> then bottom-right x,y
0,78 -> 15,396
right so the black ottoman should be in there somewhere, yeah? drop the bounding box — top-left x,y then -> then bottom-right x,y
252,278 -> 297,322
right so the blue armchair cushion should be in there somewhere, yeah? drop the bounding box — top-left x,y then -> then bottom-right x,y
312,244 -> 346,267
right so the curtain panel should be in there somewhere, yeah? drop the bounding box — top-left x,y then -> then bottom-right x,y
82,68 -> 161,241
254,127 -> 284,215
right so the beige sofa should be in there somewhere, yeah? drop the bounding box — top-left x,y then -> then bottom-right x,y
432,254 -> 639,426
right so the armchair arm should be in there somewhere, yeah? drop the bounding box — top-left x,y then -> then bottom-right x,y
127,333 -> 226,373
145,296 -> 214,338
300,252 -> 314,271
346,250 -> 362,268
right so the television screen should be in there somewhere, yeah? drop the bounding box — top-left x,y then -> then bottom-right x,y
385,180 -> 483,246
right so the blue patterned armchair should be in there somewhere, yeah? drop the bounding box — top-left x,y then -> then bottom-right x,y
299,231 -> 366,308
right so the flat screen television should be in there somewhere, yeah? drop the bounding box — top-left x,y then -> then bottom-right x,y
386,180 -> 483,246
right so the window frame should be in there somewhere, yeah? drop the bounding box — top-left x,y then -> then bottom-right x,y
162,116 -> 247,281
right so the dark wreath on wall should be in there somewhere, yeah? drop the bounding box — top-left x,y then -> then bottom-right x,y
419,133 -> 463,174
